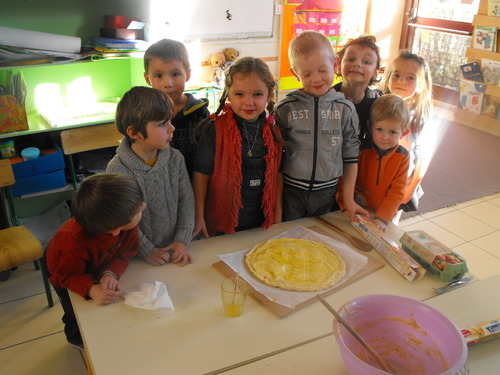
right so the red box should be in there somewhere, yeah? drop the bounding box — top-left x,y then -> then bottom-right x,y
105,15 -> 141,29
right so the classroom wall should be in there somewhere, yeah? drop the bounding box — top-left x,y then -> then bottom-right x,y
365,0 -> 406,66
0,0 -> 281,85
0,0 -> 149,43
0,0 -> 403,89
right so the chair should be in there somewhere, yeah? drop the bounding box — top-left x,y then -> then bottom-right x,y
60,123 -> 123,187
0,158 -> 54,307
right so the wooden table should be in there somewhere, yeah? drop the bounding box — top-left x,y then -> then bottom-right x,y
70,212 -> 495,375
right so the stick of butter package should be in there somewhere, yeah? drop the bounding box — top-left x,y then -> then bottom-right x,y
461,319 -> 500,346
351,215 -> 425,282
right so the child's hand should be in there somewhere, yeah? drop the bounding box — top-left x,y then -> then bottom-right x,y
145,248 -> 171,266
164,242 -> 192,267
373,218 -> 387,232
100,273 -> 119,292
88,281 -> 120,306
344,200 -> 369,221
193,218 -> 209,239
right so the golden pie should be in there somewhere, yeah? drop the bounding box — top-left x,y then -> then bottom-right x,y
245,237 -> 346,291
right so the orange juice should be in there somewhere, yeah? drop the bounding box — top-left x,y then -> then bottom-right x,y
221,278 -> 247,317
223,303 -> 244,317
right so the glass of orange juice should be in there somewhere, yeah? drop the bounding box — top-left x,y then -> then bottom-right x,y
221,278 -> 247,317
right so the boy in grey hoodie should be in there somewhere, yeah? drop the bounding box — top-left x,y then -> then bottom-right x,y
276,31 -> 368,221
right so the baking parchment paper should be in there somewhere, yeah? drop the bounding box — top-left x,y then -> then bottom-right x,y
218,225 -> 368,308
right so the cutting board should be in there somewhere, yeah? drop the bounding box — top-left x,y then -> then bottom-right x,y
213,226 -> 384,318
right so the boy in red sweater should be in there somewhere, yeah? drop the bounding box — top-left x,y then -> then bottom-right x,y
45,173 -> 145,349
337,94 -> 410,232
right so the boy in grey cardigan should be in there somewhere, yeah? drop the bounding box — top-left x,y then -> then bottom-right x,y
107,86 -> 195,266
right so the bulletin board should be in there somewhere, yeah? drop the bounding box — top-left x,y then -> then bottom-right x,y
169,0 -> 275,41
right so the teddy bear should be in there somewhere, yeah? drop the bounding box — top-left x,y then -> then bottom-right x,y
210,51 -> 227,88
222,47 -> 240,63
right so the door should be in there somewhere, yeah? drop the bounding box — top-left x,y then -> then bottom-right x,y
400,0 -> 480,104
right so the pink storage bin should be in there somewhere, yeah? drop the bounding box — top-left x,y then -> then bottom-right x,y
317,24 -> 329,35
327,24 -> 340,36
318,12 -> 330,24
328,12 -> 342,24
293,24 -> 306,35
305,23 -> 318,31
306,12 -> 318,23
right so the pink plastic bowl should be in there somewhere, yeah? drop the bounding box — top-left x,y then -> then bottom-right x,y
333,294 -> 467,375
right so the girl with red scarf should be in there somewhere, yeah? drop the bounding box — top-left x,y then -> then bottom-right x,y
193,57 -> 284,238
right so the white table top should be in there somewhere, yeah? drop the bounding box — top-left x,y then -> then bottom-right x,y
221,275 -> 500,375
70,213 -> 495,375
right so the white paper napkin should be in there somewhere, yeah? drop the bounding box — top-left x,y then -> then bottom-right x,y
122,281 -> 174,310
218,225 -> 368,308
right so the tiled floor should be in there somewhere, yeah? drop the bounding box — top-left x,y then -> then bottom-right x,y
1,193 -> 499,374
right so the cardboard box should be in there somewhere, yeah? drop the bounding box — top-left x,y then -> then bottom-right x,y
461,319 -> 500,346
352,215 -> 426,282
400,230 -> 468,282
11,145 -> 66,196
105,15 -> 141,29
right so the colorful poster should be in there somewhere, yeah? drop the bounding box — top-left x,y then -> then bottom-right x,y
474,26 -> 497,52
481,58 -> 500,86
459,78 -> 486,114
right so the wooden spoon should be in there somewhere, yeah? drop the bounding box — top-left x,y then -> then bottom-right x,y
316,295 -> 390,373
313,216 -> 372,252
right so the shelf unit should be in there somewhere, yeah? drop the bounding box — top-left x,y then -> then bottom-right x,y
454,0 -> 500,137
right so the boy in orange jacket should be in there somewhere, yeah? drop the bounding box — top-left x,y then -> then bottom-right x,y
337,94 -> 410,231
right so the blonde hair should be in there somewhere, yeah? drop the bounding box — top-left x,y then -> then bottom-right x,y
381,50 -> 432,134
288,31 -> 335,71
370,94 -> 410,132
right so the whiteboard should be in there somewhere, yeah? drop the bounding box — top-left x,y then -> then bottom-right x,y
160,0 -> 275,41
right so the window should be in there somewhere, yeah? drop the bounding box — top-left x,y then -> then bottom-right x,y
400,0 -> 480,102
